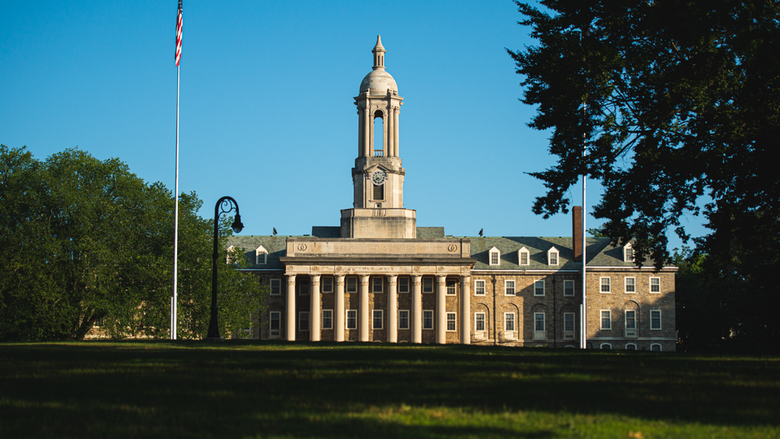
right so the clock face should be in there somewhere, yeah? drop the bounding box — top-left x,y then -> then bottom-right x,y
371,169 -> 386,186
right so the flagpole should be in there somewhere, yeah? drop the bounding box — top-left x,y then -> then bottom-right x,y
171,0 -> 183,340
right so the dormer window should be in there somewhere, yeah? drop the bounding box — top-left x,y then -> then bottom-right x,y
255,245 -> 268,265
547,246 -> 559,266
488,247 -> 501,266
624,243 -> 635,263
518,247 -> 530,266
226,245 -> 238,264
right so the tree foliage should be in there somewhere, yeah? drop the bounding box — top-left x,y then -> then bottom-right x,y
509,1 -> 780,350
0,145 -> 266,340
508,0 -> 779,264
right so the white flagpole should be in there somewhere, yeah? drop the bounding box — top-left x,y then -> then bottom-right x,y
172,64 -> 180,340
172,0 -> 183,340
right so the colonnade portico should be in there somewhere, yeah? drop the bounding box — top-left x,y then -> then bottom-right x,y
282,267 -> 474,344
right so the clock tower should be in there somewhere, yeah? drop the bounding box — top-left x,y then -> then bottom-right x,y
340,36 -> 417,238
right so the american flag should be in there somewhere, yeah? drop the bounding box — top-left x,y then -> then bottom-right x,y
175,0 -> 183,66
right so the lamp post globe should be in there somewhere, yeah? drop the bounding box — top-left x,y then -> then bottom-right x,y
206,196 -> 243,341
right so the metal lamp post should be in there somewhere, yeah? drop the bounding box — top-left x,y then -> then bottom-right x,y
206,196 -> 244,341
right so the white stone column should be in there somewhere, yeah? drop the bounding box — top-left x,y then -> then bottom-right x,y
310,275 -> 321,342
358,106 -> 364,158
382,110 -> 388,157
335,275 -> 345,342
436,275 -> 447,344
387,106 -> 394,157
412,275 -> 422,344
285,274 -> 296,342
394,105 -> 400,157
367,108 -> 374,157
359,274 -> 370,342
461,275 -> 471,344
388,275 -> 398,343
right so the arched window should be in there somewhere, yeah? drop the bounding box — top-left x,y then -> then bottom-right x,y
373,111 -> 384,156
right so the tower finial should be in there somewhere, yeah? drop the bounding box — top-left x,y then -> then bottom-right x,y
372,35 -> 386,70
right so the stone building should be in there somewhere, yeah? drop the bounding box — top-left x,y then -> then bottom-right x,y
228,36 -> 677,351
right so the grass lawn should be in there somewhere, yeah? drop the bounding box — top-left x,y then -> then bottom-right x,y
0,341 -> 778,438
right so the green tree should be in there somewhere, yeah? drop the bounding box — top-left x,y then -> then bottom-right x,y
508,1 -> 780,350
0,145 -> 266,340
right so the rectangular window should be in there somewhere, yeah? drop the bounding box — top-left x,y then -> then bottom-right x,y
534,313 -> 546,339
564,280 -> 575,297
650,277 -> 661,293
372,277 -> 383,293
601,310 -> 611,330
373,183 -> 384,200
549,251 -> 558,266
446,279 -> 456,295
322,309 -> 333,330
299,280 -> 310,296
625,310 -> 636,330
423,277 -> 433,293
373,309 -> 383,330
423,310 -> 434,330
534,280 -> 545,296
600,277 -> 611,293
564,312 -> 575,333
269,311 -> 281,337
475,280 -> 486,296
519,250 -> 529,265
299,312 -> 309,331
475,312 -> 486,332
650,310 -> 662,330
505,280 -> 515,296
490,251 -> 500,265
257,252 -> 267,265
399,277 -> 409,293
625,277 -> 636,293
322,277 -> 333,293
270,279 -> 281,296
346,277 -> 357,293
505,313 -> 516,331
446,312 -> 456,331
346,310 -> 357,330
399,310 -> 410,330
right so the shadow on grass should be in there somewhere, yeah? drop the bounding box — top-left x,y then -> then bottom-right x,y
0,341 -> 777,438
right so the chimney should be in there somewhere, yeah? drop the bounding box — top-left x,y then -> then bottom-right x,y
572,206 -> 582,262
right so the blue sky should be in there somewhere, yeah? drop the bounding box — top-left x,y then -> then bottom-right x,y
1,0 -> 705,248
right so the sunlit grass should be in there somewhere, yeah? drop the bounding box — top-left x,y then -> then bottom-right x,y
1,341 -> 778,438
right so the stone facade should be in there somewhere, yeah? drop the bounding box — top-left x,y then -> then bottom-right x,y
228,36 -> 677,351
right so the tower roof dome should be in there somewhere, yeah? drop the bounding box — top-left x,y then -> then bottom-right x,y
359,35 -> 398,94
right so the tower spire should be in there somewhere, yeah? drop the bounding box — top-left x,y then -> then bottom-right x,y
372,35 -> 386,70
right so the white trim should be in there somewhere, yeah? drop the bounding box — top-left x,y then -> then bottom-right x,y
504,312 -> 516,332
534,279 -> 545,296
446,312 -> 457,332
422,310 -> 434,330
624,310 -> 637,338
488,246 -> 501,266
600,276 -> 611,293
600,343 -> 613,350
564,280 -> 575,297
504,279 -> 516,296
625,277 -> 636,293
372,277 -> 383,293
346,277 -> 357,293
398,277 -> 410,293
624,243 -> 635,263
398,309 -> 410,330
322,309 -> 333,330
474,279 -> 486,296
255,245 -> 268,265
422,277 -> 434,293
446,279 -> 457,295
650,343 -> 663,352
547,246 -> 559,266
625,343 -> 637,350
346,309 -> 357,330
372,309 -> 383,330
650,277 -> 661,293
474,312 -> 486,333
322,276 -> 333,293
563,312 -> 576,338
533,312 -> 546,340
650,309 -> 662,330
600,309 -> 612,330
518,247 -> 530,266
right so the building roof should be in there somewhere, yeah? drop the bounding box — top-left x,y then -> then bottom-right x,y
227,234 -> 643,271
